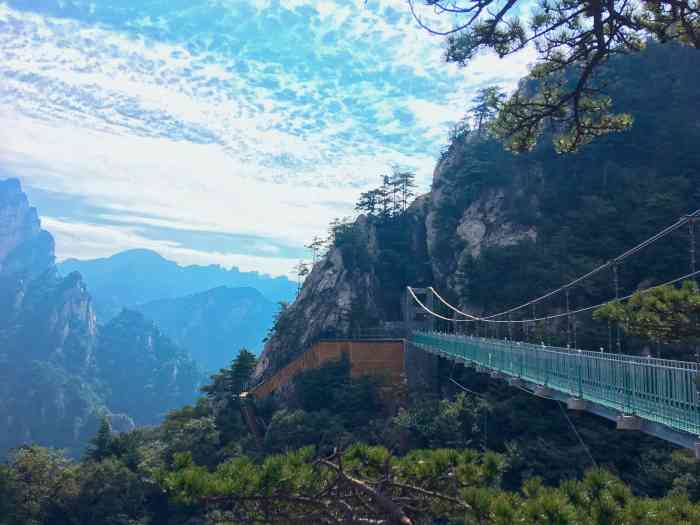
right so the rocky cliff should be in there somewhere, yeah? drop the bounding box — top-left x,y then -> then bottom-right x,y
255,43 -> 700,380
0,179 -> 103,454
0,179 -> 201,457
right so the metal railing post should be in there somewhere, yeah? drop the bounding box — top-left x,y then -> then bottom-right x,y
578,350 -> 583,398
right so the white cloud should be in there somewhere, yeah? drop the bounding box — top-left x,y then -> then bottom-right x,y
2,112 -> 366,246
0,1 -> 535,277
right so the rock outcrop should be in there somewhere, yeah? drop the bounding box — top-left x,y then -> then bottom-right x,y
255,216 -> 386,379
0,179 -> 103,455
0,179 -> 200,457
254,138 -> 539,381
0,178 -> 52,277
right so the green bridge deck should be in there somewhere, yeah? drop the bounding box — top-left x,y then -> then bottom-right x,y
411,332 -> 700,444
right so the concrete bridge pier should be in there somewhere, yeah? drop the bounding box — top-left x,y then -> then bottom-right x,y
616,414 -> 643,431
566,398 -> 589,411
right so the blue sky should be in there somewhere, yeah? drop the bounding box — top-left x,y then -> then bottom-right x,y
0,0 -> 533,277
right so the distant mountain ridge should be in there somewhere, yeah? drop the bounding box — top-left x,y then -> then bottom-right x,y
59,248 -> 296,321
133,286 -> 277,371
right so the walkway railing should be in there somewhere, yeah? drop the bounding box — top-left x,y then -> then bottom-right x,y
411,331 -> 700,438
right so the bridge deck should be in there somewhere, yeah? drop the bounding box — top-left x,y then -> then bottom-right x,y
411,332 -> 700,449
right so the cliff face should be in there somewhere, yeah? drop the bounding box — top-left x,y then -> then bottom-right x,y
254,148 -> 527,380
256,43 -> 700,380
0,179 -> 200,457
0,179 -> 103,455
0,178 -> 49,275
255,216 -> 386,378
424,145 -> 539,298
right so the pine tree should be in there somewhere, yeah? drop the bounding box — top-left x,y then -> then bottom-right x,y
378,175 -> 393,221
87,417 -> 113,462
391,169 -> 417,213
229,349 -> 257,394
418,0 -> 700,151
293,261 -> 310,293
305,236 -> 325,264
469,87 -> 506,136
355,189 -> 381,217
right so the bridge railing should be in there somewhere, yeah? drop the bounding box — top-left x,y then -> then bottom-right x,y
411,331 -> 700,437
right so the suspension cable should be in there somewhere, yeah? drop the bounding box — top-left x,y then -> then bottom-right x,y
407,286 -> 473,322
408,210 -> 700,331
408,269 -> 700,326
477,208 -> 700,321
414,209 -> 700,325
613,262 -> 622,352
429,287 -> 481,319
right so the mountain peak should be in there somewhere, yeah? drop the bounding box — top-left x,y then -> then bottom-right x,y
113,248 -> 168,261
0,178 -> 54,277
0,177 -> 22,196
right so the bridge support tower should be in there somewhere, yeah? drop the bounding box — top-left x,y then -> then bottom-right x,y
404,287 -> 439,393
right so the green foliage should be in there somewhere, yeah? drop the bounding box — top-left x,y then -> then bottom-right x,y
331,219 -> 372,272
201,348 -> 257,401
429,43 -> 700,354
637,448 -> 700,500
198,349 -> 257,445
263,409 -> 345,453
355,169 -> 417,220
470,86 -> 506,136
159,442 -> 700,524
0,446 -> 150,525
164,415 -> 221,469
430,0 -> 699,152
389,393 -> 489,451
72,459 -> 147,525
594,280 -> 700,344
161,444 -> 506,523
4,446 -> 79,525
0,464 -> 15,524
3,366 -> 700,524
293,356 -> 382,429
86,417 -> 114,463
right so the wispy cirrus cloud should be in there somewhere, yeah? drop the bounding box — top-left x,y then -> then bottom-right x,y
0,0 -> 534,277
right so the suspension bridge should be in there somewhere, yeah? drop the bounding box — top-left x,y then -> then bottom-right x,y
406,209 -> 700,456
247,209 -> 700,456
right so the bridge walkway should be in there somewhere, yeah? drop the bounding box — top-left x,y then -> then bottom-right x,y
411,331 -> 700,454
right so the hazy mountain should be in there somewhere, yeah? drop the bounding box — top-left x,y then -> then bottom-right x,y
97,309 -> 202,425
0,179 -> 200,457
133,286 -> 277,372
58,249 -> 296,321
